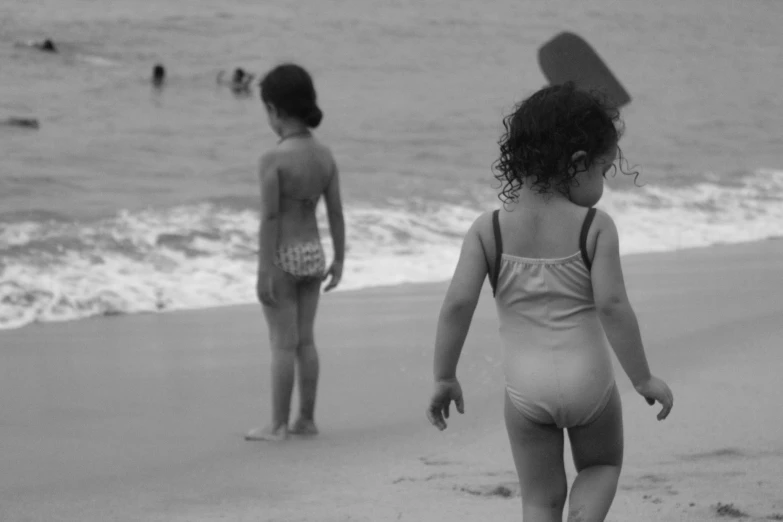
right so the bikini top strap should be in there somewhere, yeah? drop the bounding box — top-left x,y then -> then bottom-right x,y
579,207 -> 597,271
491,209 -> 503,296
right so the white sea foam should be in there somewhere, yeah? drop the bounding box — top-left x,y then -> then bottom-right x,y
1,169 -> 782,330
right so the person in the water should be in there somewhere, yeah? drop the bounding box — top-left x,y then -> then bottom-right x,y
152,64 -> 166,88
0,117 -> 40,129
217,67 -> 254,95
15,38 -> 58,53
38,39 -> 57,52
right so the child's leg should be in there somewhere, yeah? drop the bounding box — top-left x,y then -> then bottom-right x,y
246,276 -> 299,441
565,385 -> 624,522
504,392 -> 568,522
291,278 -> 321,435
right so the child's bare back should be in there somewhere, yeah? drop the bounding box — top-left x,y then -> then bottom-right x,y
272,135 -> 336,246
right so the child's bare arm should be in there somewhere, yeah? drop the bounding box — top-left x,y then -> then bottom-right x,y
256,151 -> 280,304
323,158 -> 345,265
428,216 -> 489,430
433,216 -> 489,381
591,211 -> 673,419
321,157 -> 345,292
258,151 -> 280,269
590,211 -> 652,387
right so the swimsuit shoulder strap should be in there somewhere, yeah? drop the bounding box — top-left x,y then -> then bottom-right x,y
579,207 -> 597,271
491,209 -> 503,296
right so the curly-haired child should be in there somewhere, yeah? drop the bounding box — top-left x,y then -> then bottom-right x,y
426,83 -> 674,522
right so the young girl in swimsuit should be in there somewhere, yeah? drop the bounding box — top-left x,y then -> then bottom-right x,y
246,63 -> 346,442
426,83 -> 674,521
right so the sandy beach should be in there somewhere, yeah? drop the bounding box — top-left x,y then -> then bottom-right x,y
1,239 -> 782,521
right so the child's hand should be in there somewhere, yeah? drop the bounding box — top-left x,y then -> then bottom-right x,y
426,379 -> 464,431
257,265 -> 284,306
322,261 -> 343,292
635,376 -> 674,421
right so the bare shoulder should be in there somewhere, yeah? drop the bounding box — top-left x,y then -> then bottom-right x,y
592,208 -> 618,239
316,139 -> 338,171
469,210 -> 494,235
586,208 -> 620,262
258,149 -> 280,175
466,210 -> 497,252
314,136 -> 333,154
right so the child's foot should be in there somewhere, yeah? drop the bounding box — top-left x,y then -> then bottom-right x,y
290,418 -> 319,436
244,424 -> 288,441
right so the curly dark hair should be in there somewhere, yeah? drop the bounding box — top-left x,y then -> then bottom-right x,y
492,82 -> 639,203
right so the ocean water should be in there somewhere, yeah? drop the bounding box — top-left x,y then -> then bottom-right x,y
1,0 -> 782,329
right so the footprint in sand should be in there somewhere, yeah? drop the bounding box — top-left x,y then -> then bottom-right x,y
639,473 -> 668,484
400,463 -> 521,500
392,472 -> 453,484
481,470 -> 517,478
419,456 -> 459,466
622,473 -> 679,500
423,472 -> 452,481
455,482 -> 521,499
714,502 -> 749,518
683,447 -> 748,461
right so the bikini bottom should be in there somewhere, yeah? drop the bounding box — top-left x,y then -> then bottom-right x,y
274,240 -> 326,281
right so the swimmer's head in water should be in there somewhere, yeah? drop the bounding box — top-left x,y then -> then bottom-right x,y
152,64 -> 165,85
260,63 -> 323,129
41,39 -> 57,52
492,82 -> 638,204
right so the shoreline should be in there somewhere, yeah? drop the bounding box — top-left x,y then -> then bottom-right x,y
3,235 -> 781,334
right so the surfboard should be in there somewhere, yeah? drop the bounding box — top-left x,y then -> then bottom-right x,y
538,32 -> 631,108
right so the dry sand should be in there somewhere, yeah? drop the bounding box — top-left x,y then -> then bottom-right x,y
1,239 -> 782,521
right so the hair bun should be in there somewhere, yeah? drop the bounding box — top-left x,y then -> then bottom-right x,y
304,105 -> 323,128
260,63 -> 322,127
